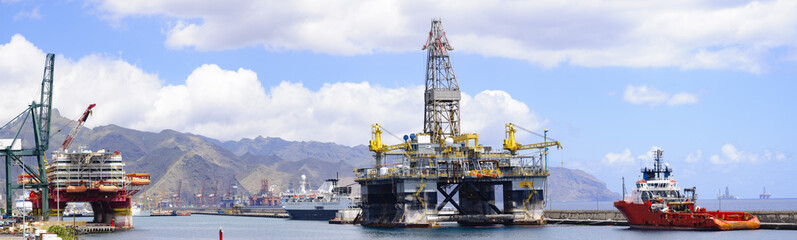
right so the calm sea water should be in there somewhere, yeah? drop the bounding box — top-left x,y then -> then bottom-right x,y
80,199 -> 797,240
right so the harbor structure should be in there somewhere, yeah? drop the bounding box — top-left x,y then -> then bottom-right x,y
760,187 -> 771,199
1,53 -> 55,220
1,54 -> 150,228
355,19 -> 561,227
250,179 -> 280,207
29,149 -> 151,228
33,104 -> 149,228
718,186 -> 739,200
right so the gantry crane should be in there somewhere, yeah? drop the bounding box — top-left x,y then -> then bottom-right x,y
60,104 -> 96,152
503,123 -> 562,171
0,53 -> 55,219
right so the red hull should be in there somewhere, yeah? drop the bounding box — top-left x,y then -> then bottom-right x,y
614,201 -> 759,230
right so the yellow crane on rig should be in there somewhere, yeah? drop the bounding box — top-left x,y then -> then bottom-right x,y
503,123 -> 562,155
369,124 -> 411,154
503,123 -> 562,172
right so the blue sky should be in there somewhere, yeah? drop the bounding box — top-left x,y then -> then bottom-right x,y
2,0 -> 796,199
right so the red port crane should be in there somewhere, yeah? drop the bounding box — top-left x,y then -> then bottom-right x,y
60,103 -> 96,151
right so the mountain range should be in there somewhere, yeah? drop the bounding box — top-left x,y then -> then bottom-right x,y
1,109 -> 619,202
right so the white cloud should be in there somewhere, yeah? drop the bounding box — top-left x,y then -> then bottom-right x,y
709,143 -> 786,165
461,90 -> 546,145
623,85 -> 699,107
89,0 -> 797,73
13,6 -> 42,21
637,146 -> 662,160
0,34 -> 544,146
603,148 -> 635,166
667,92 -> 699,106
685,150 -> 702,163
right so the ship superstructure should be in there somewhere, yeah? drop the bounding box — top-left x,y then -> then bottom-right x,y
283,175 -> 354,220
354,19 -> 562,227
25,149 -> 151,228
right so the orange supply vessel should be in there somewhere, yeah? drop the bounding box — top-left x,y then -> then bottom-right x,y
614,149 -> 759,230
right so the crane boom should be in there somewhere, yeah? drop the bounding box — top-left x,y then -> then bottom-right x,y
39,53 -> 55,151
1,53 -> 55,220
369,123 -> 411,153
503,123 -> 563,154
60,104 -> 96,152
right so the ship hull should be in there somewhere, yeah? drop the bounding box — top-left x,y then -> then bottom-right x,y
285,209 -> 339,220
614,201 -> 759,230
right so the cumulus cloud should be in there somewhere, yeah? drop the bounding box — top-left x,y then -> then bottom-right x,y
685,150 -> 702,163
88,0 -> 797,73
603,149 -> 635,165
0,34 -> 543,146
623,85 -> 699,107
461,90 -> 546,145
709,144 -> 786,165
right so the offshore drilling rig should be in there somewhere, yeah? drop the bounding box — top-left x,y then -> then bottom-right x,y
1,54 -> 150,228
354,19 -> 562,227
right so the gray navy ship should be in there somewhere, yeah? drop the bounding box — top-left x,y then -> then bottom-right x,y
281,175 -> 355,220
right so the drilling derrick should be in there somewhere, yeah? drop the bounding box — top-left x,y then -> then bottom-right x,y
355,19 -> 561,228
423,19 -> 461,143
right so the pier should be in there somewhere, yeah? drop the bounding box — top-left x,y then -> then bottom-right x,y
544,210 -> 797,230
174,208 -> 288,218
163,207 -> 797,230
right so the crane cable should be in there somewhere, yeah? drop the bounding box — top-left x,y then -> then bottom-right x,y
514,124 -> 559,142
379,125 -> 404,142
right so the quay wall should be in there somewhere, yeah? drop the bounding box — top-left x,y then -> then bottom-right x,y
166,207 -> 285,214
168,208 -> 797,225
545,210 -> 797,224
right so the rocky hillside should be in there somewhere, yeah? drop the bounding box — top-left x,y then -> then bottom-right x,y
548,167 -> 621,201
2,109 -> 619,203
0,110 -> 355,202
210,136 -> 373,167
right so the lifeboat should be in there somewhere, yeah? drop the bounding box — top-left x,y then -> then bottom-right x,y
66,185 -> 87,193
131,178 -> 151,186
99,185 -> 119,192
17,174 -> 40,185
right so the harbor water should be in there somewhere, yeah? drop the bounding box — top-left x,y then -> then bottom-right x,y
75,199 -> 797,240
78,214 -> 793,240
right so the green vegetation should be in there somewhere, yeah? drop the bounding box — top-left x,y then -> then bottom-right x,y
47,225 -> 79,240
